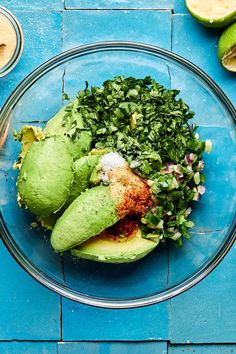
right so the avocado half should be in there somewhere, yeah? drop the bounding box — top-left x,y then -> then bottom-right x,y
44,99 -> 92,159
17,136 -> 74,217
51,185 -> 122,252
13,125 -> 45,169
65,155 -> 101,207
39,155 -> 102,230
71,227 -> 158,263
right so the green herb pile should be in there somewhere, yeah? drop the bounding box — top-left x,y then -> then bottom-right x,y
63,76 -> 210,245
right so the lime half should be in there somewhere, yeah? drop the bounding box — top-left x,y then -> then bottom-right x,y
218,22 -> 236,72
186,0 -> 236,28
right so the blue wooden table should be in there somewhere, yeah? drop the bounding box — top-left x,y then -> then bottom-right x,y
0,0 -> 235,353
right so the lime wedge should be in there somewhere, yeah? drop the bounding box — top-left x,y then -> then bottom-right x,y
186,0 -> 236,28
218,22 -> 236,72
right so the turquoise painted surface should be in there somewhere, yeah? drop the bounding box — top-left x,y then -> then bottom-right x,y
169,345 -> 236,353
62,10 -> 172,50
170,12 -> 236,344
0,0 -> 63,10
0,342 -> 57,354
65,0 -> 173,9
62,300 -> 169,340
0,11 -> 62,107
58,342 -> 167,353
0,7 -> 62,342
0,0 -> 235,349
0,240 -> 60,340
174,0 -> 188,13
0,342 -> 236,353
172,14 -> 236,106
170,243 -> 236,343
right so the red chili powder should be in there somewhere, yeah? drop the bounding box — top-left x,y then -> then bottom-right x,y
108,165 -> 153,219
103,216 -> 139,242
117,181 -> 153,218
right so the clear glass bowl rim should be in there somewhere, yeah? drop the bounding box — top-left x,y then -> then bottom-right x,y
0,41 -> 235,309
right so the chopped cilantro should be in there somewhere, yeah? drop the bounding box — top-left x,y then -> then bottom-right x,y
63,76 -> 209,245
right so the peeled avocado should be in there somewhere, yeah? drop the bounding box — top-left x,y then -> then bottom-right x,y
64,133 -> 92,160
39,155 -> 101,229
17,137 -> 74,217
44,99 -> 92,159
13,125 -> 45,169
65,155 -> 101,206
44,105 -> 70,136
51,185 -> 122,252
15,98 -> 158,264
71,228 -> 158,263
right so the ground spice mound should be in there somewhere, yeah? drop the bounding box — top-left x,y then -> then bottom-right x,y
117,183 -> 153,218
101,216 -> 139,242
109,165 -> 153,218
0,14 -> 17,69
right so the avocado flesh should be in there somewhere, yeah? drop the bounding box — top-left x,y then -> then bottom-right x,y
13,125 -> 45,169
71,228 -> 158,263
64,133 -> 92,160
17,137 -> 74,217
44,99 -> 92,159
39,213 -> 58,230
44,98 -> 83,134
39,155 -> 101,229
51,185 -> 122,252
44,105 -> 70,136
65,155 -> 101,207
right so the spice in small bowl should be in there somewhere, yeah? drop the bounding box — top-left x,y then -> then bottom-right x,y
0,6 -> 24,77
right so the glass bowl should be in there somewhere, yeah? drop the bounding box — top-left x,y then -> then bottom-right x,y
0,41 -> 235,308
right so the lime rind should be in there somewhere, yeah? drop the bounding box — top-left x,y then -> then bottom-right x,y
222,44 -> 236,72
186,0 -> 236,28
218,22 -> 236,72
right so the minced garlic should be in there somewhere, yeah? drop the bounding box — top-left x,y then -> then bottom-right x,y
0,13 -> 17,69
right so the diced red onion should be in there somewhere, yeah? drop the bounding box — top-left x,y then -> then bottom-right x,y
163,162 -> 176,174
175,164 -> 181,174
176,173 -> 184,182
198,185 -> 206,195
184,153 -> 196,165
